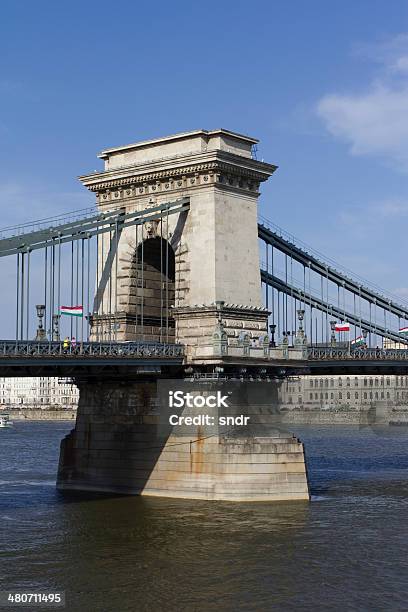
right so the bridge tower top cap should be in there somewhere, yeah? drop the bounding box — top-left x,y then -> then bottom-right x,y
97,129 -> 259,164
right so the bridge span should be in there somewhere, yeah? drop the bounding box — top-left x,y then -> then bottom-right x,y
2,128 -> 408,502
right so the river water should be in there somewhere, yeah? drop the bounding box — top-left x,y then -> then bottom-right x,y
1,421 -> 408,611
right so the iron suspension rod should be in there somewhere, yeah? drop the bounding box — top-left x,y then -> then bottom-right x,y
76,240 -> 79,340
96,227 -> 99,341
141,233 -> 144,340
44,247 -> 48,332
16,254 -> 20,340
50,245 -> 55,340
166,207 -> 169,343
271,245 -> 274,325
115,221 -> 118,342
160,217 -> 163,342
70,242 -> 74,339
26,250 -> 30,340
20,252 -> 25,341
265,243 -> 269,310
57,237 -> 61,336
87,237 -> 90,341
81,238 -> 84,344
135,223 -> 138,341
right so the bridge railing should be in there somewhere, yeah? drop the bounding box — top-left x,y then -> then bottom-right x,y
0,341 -> 185,358
307,346 -> 408,360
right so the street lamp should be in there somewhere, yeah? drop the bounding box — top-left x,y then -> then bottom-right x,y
269,324 -> 276,347
52,314 -> 61,341
215,300 -> 225,324
330,320 -> 337,346
34,305 -> 47,341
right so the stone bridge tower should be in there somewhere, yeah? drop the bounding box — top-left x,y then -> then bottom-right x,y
80,129 -> 276,361
59,133 -> 310,501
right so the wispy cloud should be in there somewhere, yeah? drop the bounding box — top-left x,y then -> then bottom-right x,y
317,33 -> 408,172
336,198 -> 408,234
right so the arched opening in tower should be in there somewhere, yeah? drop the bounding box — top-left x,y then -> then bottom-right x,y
134,237 -> 175,342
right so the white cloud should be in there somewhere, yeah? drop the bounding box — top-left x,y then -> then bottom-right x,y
317,34 -> 408,172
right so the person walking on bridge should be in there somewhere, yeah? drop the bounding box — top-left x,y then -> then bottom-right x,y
62,337 -> 70,353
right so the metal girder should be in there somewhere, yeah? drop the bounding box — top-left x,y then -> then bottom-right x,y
260,268 -> 408,345
0,198 -> 190,257
258,222 -> 408,321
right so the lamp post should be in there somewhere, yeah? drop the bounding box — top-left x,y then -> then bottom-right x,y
269,324 -> 276,347
330,320 -> 336,346
215,300 -> 225,324
52,314 -> 61,342
294,309 -> 306,345
362,328 -> 368,349
34,305 -> 47,341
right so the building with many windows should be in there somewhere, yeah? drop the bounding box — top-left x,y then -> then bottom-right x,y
278,375 -> 408,411
0,377 -> 78,409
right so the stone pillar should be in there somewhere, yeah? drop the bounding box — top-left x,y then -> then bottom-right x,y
57,378 -> 309,502
79,129 -> 276,357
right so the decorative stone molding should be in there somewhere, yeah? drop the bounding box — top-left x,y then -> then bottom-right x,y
81,155 -> 275,204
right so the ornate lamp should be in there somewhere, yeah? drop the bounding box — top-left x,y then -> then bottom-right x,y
269,323 -> 276,347
34,304 -> 47,341
52,314 -> 61,341
294,309 -> 307,346
330,320 -> 337,346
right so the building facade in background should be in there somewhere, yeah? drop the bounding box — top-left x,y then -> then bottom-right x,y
0,377 -> 78,409
279,375 -> 408,411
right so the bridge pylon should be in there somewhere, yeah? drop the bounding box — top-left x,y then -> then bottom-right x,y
80,129 -> 276,362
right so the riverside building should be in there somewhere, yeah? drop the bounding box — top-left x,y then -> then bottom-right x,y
278,375 -> 408,411
0,377 -> 78,410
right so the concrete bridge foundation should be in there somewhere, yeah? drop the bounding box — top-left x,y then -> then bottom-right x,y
57,378 -> 309,502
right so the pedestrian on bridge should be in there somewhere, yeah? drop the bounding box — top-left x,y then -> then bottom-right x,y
62,337 -> 70,352
71,337 -> 77,351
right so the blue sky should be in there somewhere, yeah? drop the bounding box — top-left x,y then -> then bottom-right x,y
1,0 -> 408,302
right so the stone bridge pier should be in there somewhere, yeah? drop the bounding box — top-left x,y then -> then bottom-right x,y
57,129 -> 309,501
57,375 -> 309,501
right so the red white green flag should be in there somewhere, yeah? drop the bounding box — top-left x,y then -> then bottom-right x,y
60,305 -> 83,317
399,326 -> 408,336
351,335 -> 365,347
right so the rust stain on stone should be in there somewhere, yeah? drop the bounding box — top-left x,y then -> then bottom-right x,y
190,425 -> 204,474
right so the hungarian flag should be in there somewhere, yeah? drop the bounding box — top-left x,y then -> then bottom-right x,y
335,322 -> 350,332
351,335 -> 365,347
399,326 -> 408,336
60,305 -> 83,317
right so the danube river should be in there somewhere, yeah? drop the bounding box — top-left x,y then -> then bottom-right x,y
1,421 -> 408,611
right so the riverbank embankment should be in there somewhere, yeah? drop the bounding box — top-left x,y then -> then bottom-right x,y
6,410 -> 76,420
